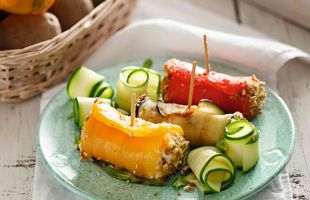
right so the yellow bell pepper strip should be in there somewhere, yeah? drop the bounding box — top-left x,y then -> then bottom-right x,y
80,99 -> 189,180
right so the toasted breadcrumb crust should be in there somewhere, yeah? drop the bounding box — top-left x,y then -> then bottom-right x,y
157,134 -> 189,179
246,75 -> 267,119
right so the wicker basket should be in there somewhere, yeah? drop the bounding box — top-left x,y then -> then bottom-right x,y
0,0 -> 137,103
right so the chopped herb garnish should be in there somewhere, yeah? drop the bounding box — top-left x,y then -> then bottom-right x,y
101,164 -> 164,185
172,176 -> 187,188
66,112 -> 74,120
74,136 -> 81,145
143,58 -> 153,68
104,166 -> 142,183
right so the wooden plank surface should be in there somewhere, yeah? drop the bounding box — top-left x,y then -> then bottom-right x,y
0,97 -> 40,200
277,60 -> 310,199
190,0 -> 236,21
239,1 -> 310,54
244,0 -> 310,30
238,1 -> 289,42
133,0 -> 239,34
286,23 -> 310,54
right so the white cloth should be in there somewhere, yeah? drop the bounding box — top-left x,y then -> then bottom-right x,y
84,19 -> 309,90
33,18 -> 310,200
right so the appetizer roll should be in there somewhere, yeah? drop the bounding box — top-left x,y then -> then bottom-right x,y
136,95 -> 243,147
162,59 -> 267,119
80,99 -> 188,180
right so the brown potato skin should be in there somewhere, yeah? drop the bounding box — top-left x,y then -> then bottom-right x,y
0,12 -> 61,50
50,0 -> 94,31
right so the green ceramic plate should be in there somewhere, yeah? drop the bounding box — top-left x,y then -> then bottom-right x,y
37,57 -> 295,200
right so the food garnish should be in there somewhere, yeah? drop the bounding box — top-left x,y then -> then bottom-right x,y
73,97 -> 111,127
217,120 -> 259,172
186,146 -> 236,193
116,66 -> 161,111
67,66 -> 114,99
143,58 -> 153,69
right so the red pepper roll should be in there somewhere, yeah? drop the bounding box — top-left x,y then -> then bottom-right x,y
162,59 -> 267,119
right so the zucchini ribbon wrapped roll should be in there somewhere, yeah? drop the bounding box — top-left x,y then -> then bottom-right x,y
136,95 -> 243,147
80,99 -> 189,180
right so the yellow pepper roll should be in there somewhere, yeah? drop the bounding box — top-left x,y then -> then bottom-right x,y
80,99 -> 189,180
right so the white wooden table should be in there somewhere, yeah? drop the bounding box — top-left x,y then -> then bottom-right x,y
1,0 -> 309,199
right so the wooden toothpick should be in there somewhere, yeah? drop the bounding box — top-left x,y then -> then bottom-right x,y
203,34 -> 210,74
188,61 -> 197,109
130,93 -> 136,126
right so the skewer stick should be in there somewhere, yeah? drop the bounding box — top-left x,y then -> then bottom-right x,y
203,34 -> 210,74
188,61 -> 197,109
130,93 -> 136,126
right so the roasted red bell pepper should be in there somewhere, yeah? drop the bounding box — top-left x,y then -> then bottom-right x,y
162,59 -> 267,119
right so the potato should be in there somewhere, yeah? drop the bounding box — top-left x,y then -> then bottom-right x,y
50,0 -> 94,31
92,0 -> 105,7
0,13 -> 61,50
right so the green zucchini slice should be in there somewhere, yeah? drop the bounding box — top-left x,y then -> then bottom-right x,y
187,146 -> 235,193
217,120 -> 259,172
198,99 -> 225,115
116,67 -> 149,112
146,69 -> 161,101
243,130 -> 259,172
127,69 -> 149,87
225,120 -> 254,140
73,97 -> 111,128
115,66 -> 161,112
184,173 -> 212,194
67,66 -> 105,99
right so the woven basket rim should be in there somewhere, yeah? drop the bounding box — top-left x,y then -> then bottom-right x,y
0,0 -> 116,57
0,0 -> 137,103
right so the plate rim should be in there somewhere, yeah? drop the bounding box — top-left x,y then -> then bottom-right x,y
36,60 -> 295,200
